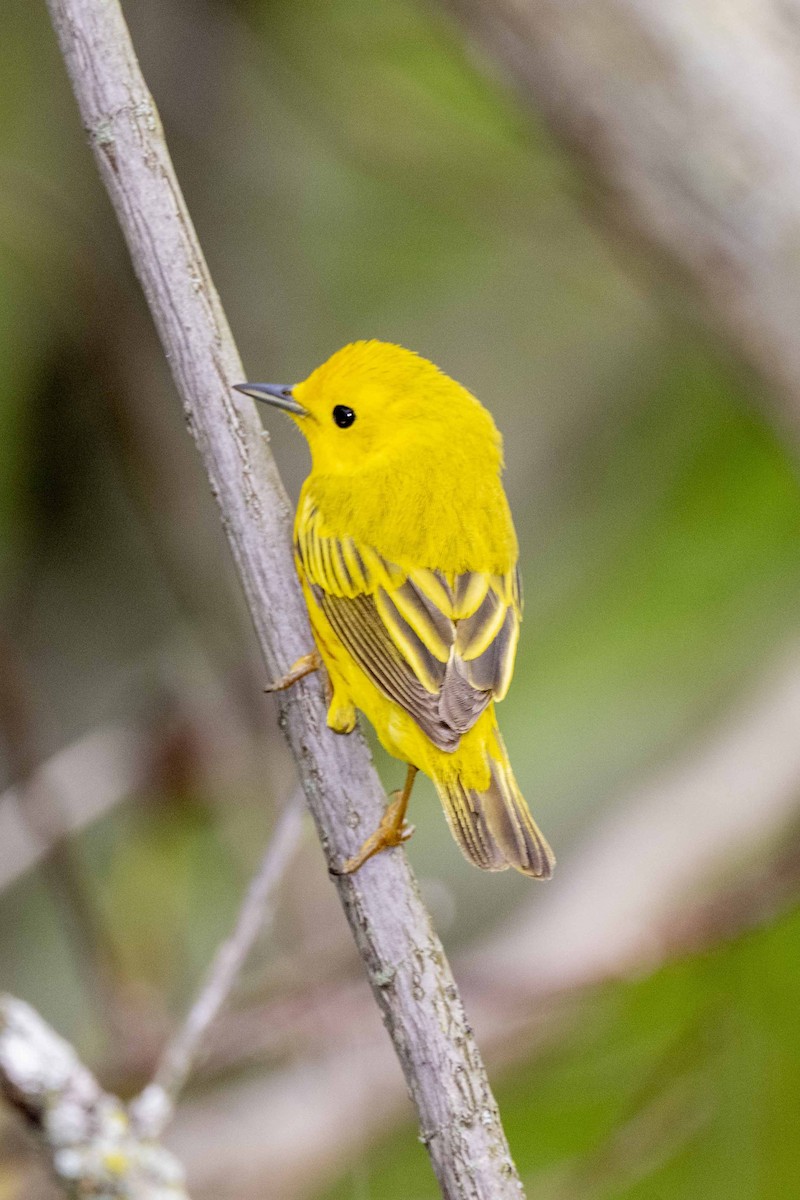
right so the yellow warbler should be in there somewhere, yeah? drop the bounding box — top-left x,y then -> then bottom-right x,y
235,342 -> 554,879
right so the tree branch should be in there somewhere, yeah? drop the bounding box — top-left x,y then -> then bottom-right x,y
166,639 -> 800,1196
444,0 -> 800,444
484,639 -> 800,994
43,2 -> 524,1195
131,791 -> 306,1138
0,995 -> 188,1199
0,725 -> 140,893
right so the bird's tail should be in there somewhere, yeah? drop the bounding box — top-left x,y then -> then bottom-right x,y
435,747 -> 555,879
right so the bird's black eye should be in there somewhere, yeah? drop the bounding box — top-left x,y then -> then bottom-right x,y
332,405 -> 356,429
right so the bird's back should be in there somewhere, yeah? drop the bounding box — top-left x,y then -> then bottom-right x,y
302,432 -> 517,579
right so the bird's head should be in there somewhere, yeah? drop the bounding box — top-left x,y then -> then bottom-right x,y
235,340 -> 502,476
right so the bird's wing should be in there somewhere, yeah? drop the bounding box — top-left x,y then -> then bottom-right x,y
295,497 -> 521,752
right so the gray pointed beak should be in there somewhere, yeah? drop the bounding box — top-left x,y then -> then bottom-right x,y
233,382 -> 306,416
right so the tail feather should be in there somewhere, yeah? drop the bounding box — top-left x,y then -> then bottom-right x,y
436,755 -> 555,879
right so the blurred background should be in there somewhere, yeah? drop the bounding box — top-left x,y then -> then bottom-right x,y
2,0 -> 800,1196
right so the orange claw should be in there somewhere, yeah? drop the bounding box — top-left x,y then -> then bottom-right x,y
264,650 -> 322,693
333,765 -> 418,875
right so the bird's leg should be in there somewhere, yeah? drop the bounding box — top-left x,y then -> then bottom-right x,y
334,765 -> 419,876
264,650 -> 322,693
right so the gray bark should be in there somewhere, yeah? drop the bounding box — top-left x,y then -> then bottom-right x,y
168,637 -> 800,1197
43,2 -> 524,1196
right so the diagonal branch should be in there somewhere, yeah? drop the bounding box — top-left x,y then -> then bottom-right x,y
164,639 -> 800,1196
43,2 -> 525,1196
444,0 -> 800,445
131,791 -> 306,1138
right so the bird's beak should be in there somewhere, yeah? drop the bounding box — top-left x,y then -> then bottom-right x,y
233,382 -> 306,416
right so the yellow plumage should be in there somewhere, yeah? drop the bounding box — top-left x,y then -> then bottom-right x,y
238,341 -> 554,878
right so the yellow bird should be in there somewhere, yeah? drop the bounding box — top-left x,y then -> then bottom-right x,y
235,342 -> 554,879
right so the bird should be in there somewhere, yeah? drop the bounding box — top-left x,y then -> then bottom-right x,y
234,341 -> 554,879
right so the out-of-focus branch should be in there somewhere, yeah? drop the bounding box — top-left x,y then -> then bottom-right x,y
0,996 -> 188,1199
168,641 -> 800,1198
131,792 -> 305,1137
445,0 -> 800,443
0,637 -> 126,1035
0,725 -> 141,893
482,640 -> 800,992
44,3 -> 524,1196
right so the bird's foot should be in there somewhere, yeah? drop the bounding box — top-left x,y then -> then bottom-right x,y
332,768 -> 418,876
264,650 -> 322,693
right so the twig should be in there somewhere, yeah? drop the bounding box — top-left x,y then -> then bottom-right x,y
44,2 -> 525,1195
0,995 -> 189,1199
131,792 -> 305,1137
0,636 -> 127,1038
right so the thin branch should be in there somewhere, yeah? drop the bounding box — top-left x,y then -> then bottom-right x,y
43,2 -> 525,1196
0,636 -> 127,1038
131,792 -> 306,1137
0,725 -> 140,893
167,641 -> 800,1197
0,995 -> 189,1199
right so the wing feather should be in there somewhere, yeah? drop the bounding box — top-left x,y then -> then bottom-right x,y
297,500 -> 520,750
453,571 -> 490,619
388,578 -> 453,660
463,606 -> 519,699
456,583 -> 507,658
374,588 -> 447,693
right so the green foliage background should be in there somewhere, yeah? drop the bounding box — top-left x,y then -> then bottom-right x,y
1,0 -> 798,1196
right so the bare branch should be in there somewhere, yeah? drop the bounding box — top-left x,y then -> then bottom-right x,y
43,2 -> 525,1195
0,726 -> 141,893
0,996 -> 188,1199
168,641 -> 800,1197
0,638 -> 129,1037
484,640 -> 800,993
131,792 -> 306,1137
444,0 -> 800,443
